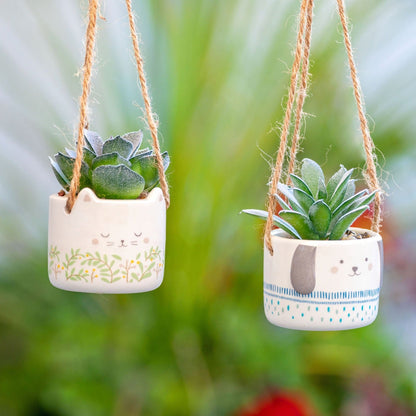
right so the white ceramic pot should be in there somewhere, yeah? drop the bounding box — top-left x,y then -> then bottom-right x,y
48,187 -> 166,294
264,228 -> 383,331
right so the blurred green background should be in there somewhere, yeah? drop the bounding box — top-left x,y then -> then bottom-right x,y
1,0 -> 416,415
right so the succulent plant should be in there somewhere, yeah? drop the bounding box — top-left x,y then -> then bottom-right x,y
49,130 -> 170,199
243,158 -> 376,240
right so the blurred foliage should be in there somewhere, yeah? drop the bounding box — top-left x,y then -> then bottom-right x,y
0,0 -> 415,415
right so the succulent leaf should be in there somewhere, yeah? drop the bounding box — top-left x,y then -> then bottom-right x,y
49,156 -> 70,189
278,211 -> 318,240
331,189 -> 367,220
54,152 -> 91,190
309,200 -> 332,238
102,136 -> 134,159
329,205 -> 368,240
84,130 -> 103,155
243,158 -> 374,240
326,164 -> 347,199
50,129 -> 170,199
301,158 -> 325,198
241,209 -> 301,239
278,183 -> 305,213
344,179 -> 356,200
273,193 -> 291,211
289,174 -> 313,197
328,169 -> 354,210
65,148 -> 76,158
91,165 -> 145,199
122,131 -> 143,155
292,188 -> 315,213
318,178 -> 327,200
162,151 -> 170,171
83,148 -> 96,167
91,152 -> 131,170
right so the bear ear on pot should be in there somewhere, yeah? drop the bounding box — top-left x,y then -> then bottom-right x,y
290,245 -> 316,294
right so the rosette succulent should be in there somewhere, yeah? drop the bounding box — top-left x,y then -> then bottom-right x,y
243,158 -> 376,240
49,129 -> 169,199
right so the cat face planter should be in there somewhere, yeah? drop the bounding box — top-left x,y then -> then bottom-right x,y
48,187 -> 166,294
264,228 -> 383,331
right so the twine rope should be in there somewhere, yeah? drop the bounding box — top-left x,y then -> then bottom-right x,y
66,0 -> 99,212
287,0 -> 314,181
125,0 -> 170,208
336,0 -> 381,232
264,0 -> 312,254
265,0 -> 382,254
67,0 -> 170,212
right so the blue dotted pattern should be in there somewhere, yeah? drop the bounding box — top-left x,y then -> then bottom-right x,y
264,285 -> 380,328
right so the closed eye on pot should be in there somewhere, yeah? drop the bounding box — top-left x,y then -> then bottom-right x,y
134,232 -> 142,237
100,233 -> 110,238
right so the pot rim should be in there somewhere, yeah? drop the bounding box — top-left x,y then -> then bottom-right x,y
269,227 -> 381,247
49,186 -> 163,206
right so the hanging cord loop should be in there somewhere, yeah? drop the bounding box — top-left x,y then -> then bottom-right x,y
336,0 -> 382,232
264,0 -> 314,254
125,0 -> 170,208
265,0 -> 383,254
66,0 -> 170,212
66,0 -> 99,213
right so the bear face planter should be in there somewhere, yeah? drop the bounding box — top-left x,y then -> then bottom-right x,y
264,228 -> 383,330
48,187 -> 166,294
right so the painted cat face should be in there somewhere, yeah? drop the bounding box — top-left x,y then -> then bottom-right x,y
90,231 -> 150,248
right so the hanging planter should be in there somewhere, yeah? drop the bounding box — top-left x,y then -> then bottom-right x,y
48,0 -> 170,294
242,0 -> 384,330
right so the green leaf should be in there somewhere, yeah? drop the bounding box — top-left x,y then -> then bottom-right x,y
277,183 -> 305,213
292,188 -> 315,213
102,136 -> 134,159
91,152 -> 131,170
241,209 -> 301,239
309,200 -> 332,238
273,193 -> 290,211
122,130 -> 143,155
112,254 -> 122,260
130,154 -> 159,189
101,278 -> 111,283
83,148 -> 96,167
54,152 -> 91,190
84,130 -> 103,155
49,156 -> 70,190
134,148 -> 153,158
289,174 -> 313,196
328,169 -> 354,210
92,165 -> 145,199
318,178 -> 327,200
326,164 -> 347,200
344,179 -> 356,200
279,210 -> 318,240
332,189 -> 367,219
329,205 -> 368,240
162,151 -> 170,171
300,158 -> 325,198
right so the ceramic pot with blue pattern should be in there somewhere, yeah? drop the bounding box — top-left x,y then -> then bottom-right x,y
264,227 -> 383,330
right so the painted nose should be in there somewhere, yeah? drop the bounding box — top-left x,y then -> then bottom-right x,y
352,266 -> 358,272
121,239 -> 125,243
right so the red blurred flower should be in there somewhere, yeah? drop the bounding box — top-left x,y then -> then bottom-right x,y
236,391 -> 315,416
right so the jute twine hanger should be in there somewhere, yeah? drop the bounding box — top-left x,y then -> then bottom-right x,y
265,0 -> 382,255
66,0 -> 170,212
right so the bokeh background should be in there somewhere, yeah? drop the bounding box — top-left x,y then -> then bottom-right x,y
1,0 -> 415,415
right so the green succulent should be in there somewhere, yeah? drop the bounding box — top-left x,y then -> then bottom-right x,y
49,129 -> 170,199
243,158 -> 376,240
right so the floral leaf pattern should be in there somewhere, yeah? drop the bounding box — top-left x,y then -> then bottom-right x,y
48,245 -> 163,284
